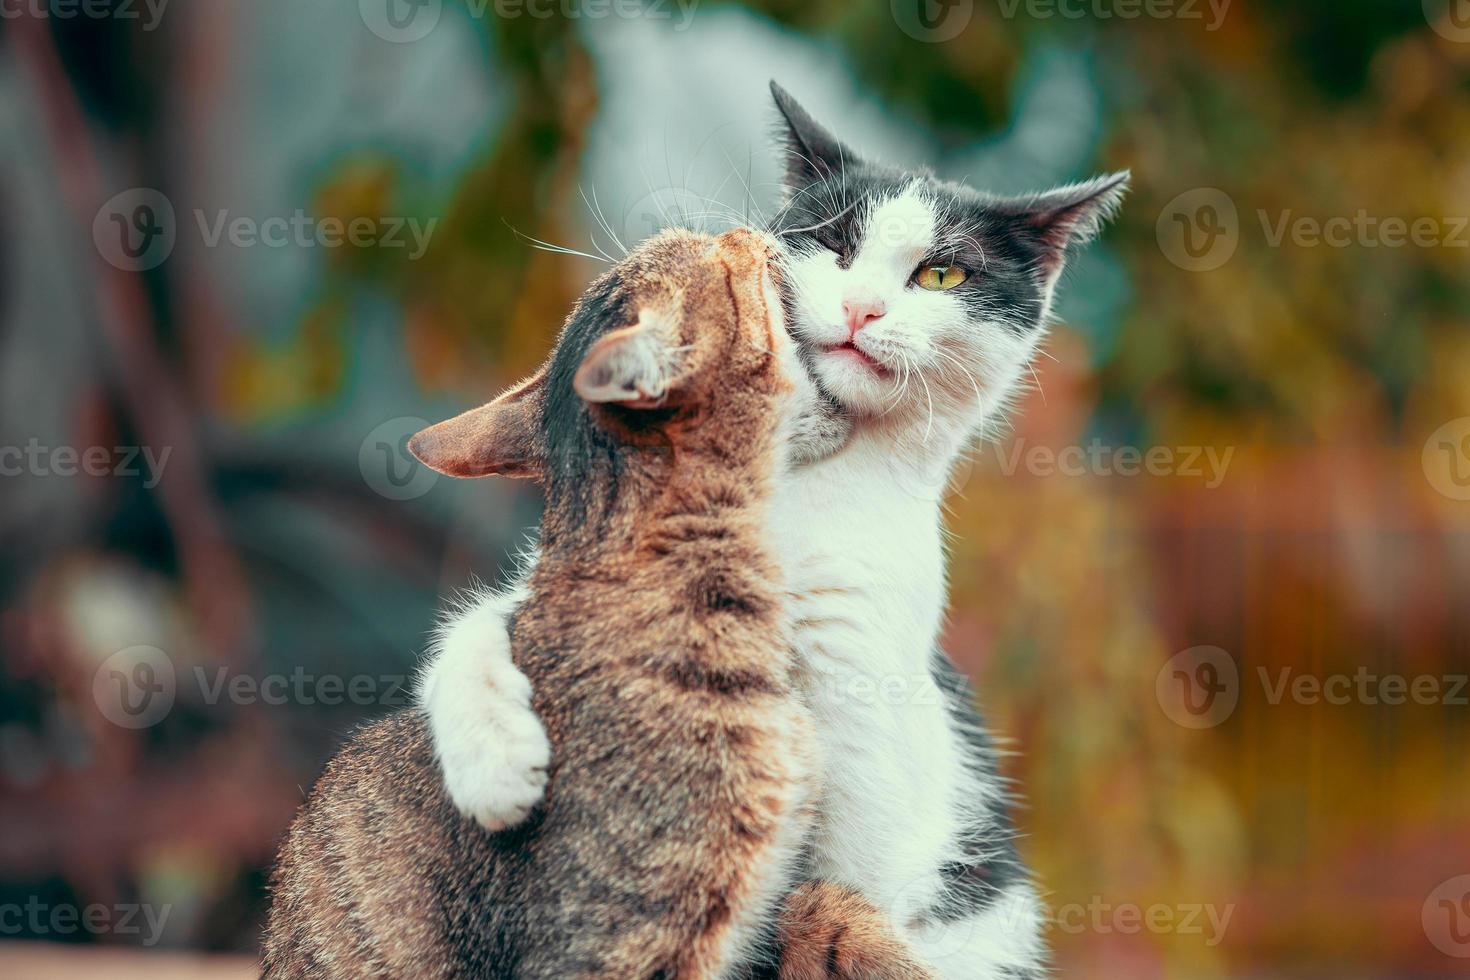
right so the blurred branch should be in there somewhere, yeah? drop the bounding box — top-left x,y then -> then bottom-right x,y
8,13 -> 254,668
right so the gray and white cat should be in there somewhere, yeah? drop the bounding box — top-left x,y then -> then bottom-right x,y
418,83 -> 1128,978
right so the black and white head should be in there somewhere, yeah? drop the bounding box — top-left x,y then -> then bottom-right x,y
767,82 -> 1128,440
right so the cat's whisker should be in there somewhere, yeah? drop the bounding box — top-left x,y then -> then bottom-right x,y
933,348 -> 985,418
1027,363 -> 1048,407
781,200 -> 859,237
718,146 -> 767,230
503,220 -> 611,264
563,191 -> 619,262
585,185 -> 628,256
878,351 -> 913,416
917,368 -> 936,444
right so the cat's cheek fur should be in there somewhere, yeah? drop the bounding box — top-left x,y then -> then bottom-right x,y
417,575 -> 550,831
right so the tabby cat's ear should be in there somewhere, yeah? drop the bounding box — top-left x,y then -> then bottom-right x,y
770,81 -> 862,193
573,313 -> 683,408
1006,171 -> 1131,282
408,369 -> 545,480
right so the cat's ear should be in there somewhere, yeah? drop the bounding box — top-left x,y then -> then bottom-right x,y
1008,171 -> 1131,282
573,312 -> 683,408
408,369 -> 546,479
770,81 -> 862,193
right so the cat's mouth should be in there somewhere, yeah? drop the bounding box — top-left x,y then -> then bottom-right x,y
825,341 -> 891,378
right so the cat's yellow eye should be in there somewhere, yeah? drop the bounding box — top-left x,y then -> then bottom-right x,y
916,265 -> 968,291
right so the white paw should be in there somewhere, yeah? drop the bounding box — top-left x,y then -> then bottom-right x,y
419,582 -> 550,831
438,698 -> 550,831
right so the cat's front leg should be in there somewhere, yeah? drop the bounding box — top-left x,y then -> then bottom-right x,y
776,881 -> 935,980
417,579 -> 550,830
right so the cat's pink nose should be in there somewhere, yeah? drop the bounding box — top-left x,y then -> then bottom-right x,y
842,297 -> 886,336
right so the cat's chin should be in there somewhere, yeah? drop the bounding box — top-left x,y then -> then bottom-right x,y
810,347 -> 900,418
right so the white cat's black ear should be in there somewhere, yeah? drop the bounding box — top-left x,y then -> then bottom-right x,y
408,369 -> 546,480
1008,171 -> 1131,280
573,313 -> 681,408
770,81 -> 861,192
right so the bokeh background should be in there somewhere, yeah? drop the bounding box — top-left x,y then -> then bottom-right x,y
2,1 -> 1468,976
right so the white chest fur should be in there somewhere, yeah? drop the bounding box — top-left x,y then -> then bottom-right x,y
771,430 -> 970,926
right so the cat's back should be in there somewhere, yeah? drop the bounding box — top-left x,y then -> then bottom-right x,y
262,711 -> 527,979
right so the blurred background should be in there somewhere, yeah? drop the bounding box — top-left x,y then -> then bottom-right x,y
1,1 -> 1468,976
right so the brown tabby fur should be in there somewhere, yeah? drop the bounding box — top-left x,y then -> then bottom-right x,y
775,882 -> 934,980
264,228 -> 819,979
